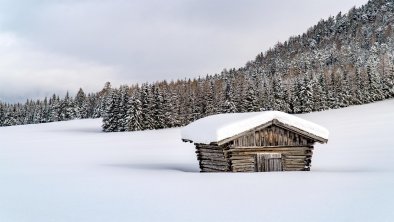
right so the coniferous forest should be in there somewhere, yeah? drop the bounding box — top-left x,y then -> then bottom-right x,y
1,0 -> 394,131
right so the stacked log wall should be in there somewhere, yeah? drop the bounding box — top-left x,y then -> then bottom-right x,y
195,124 -> 318,172
195,144 -> 231,172
228,146 -> 313,171
228,125 -> 315,171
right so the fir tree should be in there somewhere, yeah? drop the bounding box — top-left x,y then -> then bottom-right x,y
299,75 -> 314,113
102,89 -> 120,132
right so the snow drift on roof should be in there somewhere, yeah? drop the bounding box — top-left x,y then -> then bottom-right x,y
181,111 -> 329,144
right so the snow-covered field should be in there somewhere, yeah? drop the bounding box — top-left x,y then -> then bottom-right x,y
0,99 -> 394,222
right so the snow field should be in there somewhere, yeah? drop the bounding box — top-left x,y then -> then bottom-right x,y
0,99 -> 393,222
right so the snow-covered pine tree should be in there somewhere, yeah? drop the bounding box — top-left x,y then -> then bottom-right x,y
95,82 -> 112,118
62,92 -> 77,121
75,88 -> 88,119
245,81 -> 259,112
140,83 -> 154,130
282,86 -> 292,113
337,69 -> 352,107
382,65 -> 394,98
117,85 -> 130,132
272,77 -> 285,111
0,103 -> 5,126
291,78 -> 303,113
102,89 -> 120,132
220,78 -> 237,113
353,67 -> 365,104
3,106 -> 18,126
152,86 -> 166,129
366,45 -> 384,102
126,96 -> 143,131
202,81 -> 217,116
299,75 -> 314,113
50,94 -> 61,122
328,71 -> 339,109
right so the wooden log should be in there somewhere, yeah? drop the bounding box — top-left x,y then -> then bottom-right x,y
200,160 -> 229,167
200,164 -> 229,171
200,168 -> 219,173
230,148 -> 313,153
229,150 -> 311,156
232,161 -> 255,165
232,166 -> 255,171
230,145 -> 313,150
283,158 -> 306,163
196,148 -> 224,154
197,156 -> 228,162
284,164 -> 307,168
196,144 -> 225,150
283,168 -> 306,171
231,159 -> 255,164
285,155 -> 311,159
201,167 -> 226,172
229,155 -> 255,160
197,154 -> 227,159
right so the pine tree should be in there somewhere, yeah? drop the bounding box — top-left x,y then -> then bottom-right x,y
353,67 -> 365,104
140,84 -> 154,130
220,79 -> 237,113
0,103 -> 5,126
299,75 -> 314,113
245,82 -> 259,112
152,86 -> 166,129
292,78 -> 303,113
366,46 -> 384,102
75,88 -> 88,119
102,89 -> 120,132
62,92 -> 77,121
272,77 -> 285,111
382,66 -> 394,98
50,95 -> 61,122
126,96 -> 143,131
117,85 -> 130,131
328,71 -> 339,109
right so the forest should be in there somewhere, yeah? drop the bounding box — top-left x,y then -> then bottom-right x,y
0,0 -> 394,131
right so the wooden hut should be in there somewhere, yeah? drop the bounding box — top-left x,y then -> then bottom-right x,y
181,111 -> 329,172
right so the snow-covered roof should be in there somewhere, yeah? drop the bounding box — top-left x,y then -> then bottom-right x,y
181,111 -> 329,144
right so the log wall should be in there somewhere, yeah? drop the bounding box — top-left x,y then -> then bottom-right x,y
195,124 -> 316,172
232,125 -> 315,147
228,146 -> 313,172
195,144 -> 230,172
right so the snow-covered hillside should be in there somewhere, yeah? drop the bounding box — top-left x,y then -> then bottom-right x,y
0,100 -> 393,222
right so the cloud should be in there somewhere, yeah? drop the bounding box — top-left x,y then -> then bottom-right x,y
0,0 -> 369,102
0,32 -> 121,102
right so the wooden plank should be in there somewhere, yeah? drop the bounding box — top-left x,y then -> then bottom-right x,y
272,119 -> 327,144
217,121 -> 274,145
200,160 -> 229,167
200,164 -> 229,171
196,147 -> 225,153
195,144 -> 223,149
196,153 -> 225,158
197,156 -> 227,162
231,159 -> 255,164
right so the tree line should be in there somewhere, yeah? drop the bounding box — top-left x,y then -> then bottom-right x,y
1,0 -> 394,131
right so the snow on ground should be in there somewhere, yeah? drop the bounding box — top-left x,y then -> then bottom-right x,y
0,99 -> 394,222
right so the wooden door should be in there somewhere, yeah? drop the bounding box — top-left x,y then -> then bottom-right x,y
255,153 -> 282,172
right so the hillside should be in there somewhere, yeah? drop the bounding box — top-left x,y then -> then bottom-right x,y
0,99 -> 393,222
2,0 -> 394,132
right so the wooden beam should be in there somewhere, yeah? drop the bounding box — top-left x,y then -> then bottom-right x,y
217,121 -> 274,145
272,119 -> 328,144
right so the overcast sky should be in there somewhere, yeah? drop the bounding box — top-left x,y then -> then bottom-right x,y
0,0 -> 369,102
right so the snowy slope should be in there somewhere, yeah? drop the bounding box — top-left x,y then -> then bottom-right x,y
0,99 -> 393,222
